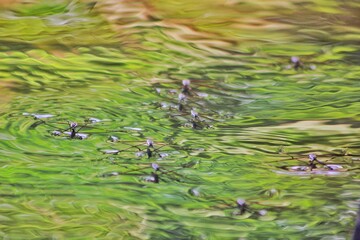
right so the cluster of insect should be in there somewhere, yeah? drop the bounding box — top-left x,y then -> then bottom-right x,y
23,76 -> 358,219
187,187 -> 288,219
25,104 -> 199,184
25,113 -> 105,140
24,79 -> 238,185
154,79 -> 219,129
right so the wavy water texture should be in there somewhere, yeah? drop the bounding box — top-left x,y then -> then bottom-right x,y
0,0 -> 359,239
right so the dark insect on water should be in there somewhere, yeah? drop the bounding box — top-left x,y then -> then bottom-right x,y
100,162 -> 183,184
181,79 -> 192,96
28,119 -> 91,140
205,196 -> 285,218
51,121 -> 90,140
232,198 -> 288,218
279,153 -> 346,173
137,139 -> 177,159
235,198 -> 250,215
154,79 -> 223,129
285,56 -> 316,71
144,162 -> 184,183
180,79 -> 212,98
169,108 -> 214,129
301,154 -> 343,171
29,116 -> 129,140
291,56 -> 303,70
186,109 -> 213,129
307,153 -> 330,170
155,79 -> 210,112
102,138 -> 172,159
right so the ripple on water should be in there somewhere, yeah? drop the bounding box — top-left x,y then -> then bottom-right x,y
0,0 -> 359,239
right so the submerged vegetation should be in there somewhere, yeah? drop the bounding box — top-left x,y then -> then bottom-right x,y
0,0 -> 359,239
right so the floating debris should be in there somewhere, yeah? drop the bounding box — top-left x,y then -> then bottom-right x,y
278,153 -> 348,174
291,56 -> 303,70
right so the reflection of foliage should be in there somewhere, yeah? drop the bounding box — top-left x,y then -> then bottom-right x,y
0,46 -> 147,90
12,2 -> 68,16
0,1 -> 359,239
0,1 -> 116,47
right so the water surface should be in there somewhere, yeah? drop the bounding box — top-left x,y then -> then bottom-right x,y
0,0 -> 359,239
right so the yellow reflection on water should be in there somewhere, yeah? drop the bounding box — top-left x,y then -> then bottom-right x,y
0,81 -> 18,109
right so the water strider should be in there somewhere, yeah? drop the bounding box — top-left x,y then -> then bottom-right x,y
26,114 -> 90,140
181,79 -> 192,95
278,153 -> 349,173
146,162 -> 184,183
290,56 -> 303,70
29,115 -> 132,140
285,56 -> 316,71
43,120 -> 90,140
235,198 -> 249,215
102,138 -> 174,159
186,109 -> 213,129
155,79 -> 210,113
99,162 -> 183,184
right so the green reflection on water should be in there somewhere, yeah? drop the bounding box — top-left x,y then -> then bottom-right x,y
0,0 -> 359,239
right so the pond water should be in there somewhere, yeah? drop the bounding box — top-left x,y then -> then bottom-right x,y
0,0 -> 359,239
